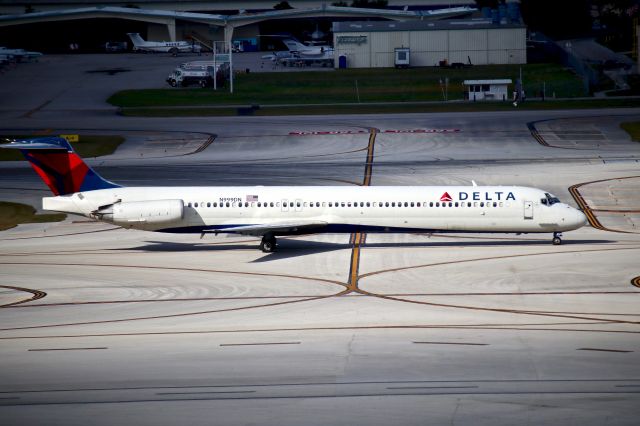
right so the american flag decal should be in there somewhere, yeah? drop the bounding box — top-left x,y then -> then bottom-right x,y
246,195 -> 259,202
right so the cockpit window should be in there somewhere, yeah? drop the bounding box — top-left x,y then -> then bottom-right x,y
544,193 -> 560,205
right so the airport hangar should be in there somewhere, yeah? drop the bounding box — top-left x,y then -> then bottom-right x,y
0,4 -> 527,69
0,2 -> 478,51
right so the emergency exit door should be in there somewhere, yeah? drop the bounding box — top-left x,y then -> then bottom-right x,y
524,201 -> 533,219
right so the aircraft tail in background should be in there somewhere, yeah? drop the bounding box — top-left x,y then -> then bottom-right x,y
0,137 -> 120,196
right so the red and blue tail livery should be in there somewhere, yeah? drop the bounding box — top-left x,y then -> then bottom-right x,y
2,137 -> 119,195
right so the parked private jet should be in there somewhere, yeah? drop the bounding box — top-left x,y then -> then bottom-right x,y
1,138 -> 588,252
127,33 -> 201,56
0,47 -> 42,61
261,36 -> 334,66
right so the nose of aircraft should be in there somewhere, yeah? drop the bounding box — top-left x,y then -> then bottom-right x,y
573,210 -> 588,228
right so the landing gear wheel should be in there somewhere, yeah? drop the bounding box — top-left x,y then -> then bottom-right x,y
260,235 -> 277,253
552,232 -> 562,245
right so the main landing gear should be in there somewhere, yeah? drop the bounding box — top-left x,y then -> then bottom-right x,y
260,234 -> 277,253
552,232 -> 563,246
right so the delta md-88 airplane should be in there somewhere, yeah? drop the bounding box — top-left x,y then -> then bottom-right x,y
2,138 -> 588,252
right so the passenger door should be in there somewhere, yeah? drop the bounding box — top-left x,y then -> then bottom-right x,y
524,201 -> 533,219
281,199 -> 289,212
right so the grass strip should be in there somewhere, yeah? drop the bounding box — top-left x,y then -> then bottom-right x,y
108,64 -> 586,108
0,201 -> 66,231
0,135 -> 124,161
620,121 -> 640,142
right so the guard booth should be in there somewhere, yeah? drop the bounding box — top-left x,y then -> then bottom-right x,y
463,79 -> 512,101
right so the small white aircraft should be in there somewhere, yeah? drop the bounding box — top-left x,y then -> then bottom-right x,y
127,33 -> 201,56
1,138 -> 588,252
262,37 -> 334,66
282,38 -> 333,59
0,47 -> 42,62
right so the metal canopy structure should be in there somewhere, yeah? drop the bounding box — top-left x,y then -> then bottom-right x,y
0,4 -> 475,42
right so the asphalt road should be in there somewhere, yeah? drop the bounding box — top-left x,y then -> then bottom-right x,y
1,54 -> 639,425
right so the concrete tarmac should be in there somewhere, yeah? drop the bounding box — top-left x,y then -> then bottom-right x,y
0,55 -> 639,425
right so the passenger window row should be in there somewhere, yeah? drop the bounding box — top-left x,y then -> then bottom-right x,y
186,200 -> 507,208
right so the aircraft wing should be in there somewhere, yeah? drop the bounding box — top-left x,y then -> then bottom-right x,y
210,220 -> 328,236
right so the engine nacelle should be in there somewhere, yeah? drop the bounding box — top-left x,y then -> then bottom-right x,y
97,200 -> 184,227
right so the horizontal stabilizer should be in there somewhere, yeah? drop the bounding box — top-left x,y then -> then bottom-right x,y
1,139 -> 70,151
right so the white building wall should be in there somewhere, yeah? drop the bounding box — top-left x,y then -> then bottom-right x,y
334,26 -> 526,68
488,28 -> 525,50
449,29 -> 488,51
410,30 -> 447,52
371,31 -> 409,53
409,30 -> 447,66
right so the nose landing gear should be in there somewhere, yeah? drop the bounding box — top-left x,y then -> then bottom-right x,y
260,234 -> 277,253
552,232 -> 562,245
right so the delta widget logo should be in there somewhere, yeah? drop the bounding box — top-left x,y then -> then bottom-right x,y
440,192 -> 452,202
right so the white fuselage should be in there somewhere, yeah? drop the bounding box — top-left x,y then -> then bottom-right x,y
127,33 -> 199,53
132,41 -> 196,53
43,185 -> 587,235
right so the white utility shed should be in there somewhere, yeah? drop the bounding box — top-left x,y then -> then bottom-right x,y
463,79 -> 512,101
333,19 -> 526,68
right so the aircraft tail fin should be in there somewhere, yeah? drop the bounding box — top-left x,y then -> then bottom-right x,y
0,137 -> 120,196
127,33 -> 147,47
282,39 -> 306,52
